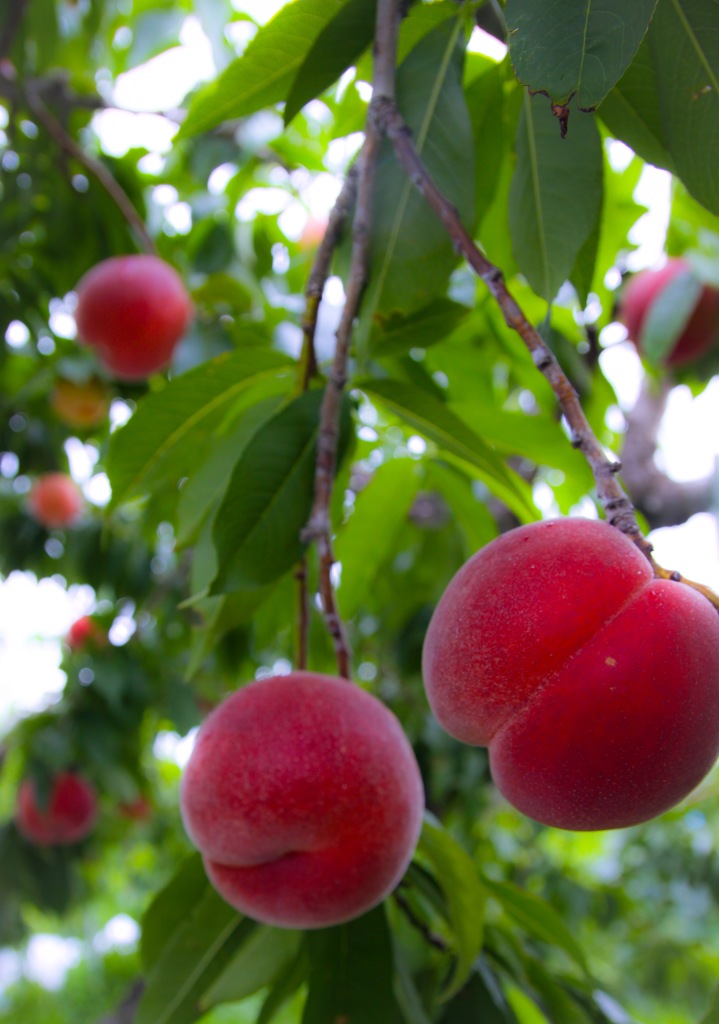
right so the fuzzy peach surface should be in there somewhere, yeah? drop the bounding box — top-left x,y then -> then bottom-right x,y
180,672 -> 424,929
423,517 -> 719,831
16,772 -> 98,845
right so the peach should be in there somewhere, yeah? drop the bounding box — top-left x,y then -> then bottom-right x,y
119,795 -> 153,821
180,672 -> 424,929
619,259 -> 719,368
28,472 -> 83,528
66,616 -> 105,651
16,771 -> 98,845
74,254 -> 192,380
422,518 -> 719,831
50,376 -> 110,429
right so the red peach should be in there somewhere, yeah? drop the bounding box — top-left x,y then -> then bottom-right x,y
28,472 -> 83,528
66,616 -> 105,651
180,672 -> 424,929
422,518 -> 719,831
119,795 -> 153,821
619,259 -> 719,368
74,255 -> 192,380
16,771 -> 98,845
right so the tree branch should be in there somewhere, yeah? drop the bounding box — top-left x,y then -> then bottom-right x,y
301,1 -> 403,677
22,79 -> 156,255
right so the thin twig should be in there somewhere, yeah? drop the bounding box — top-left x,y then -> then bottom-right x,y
294,560 -> 310,672
301,3 -> 403,677
24,82 -> 156,255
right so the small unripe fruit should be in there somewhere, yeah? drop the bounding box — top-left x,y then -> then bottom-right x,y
50,377 -> 110,429
180,672 -> 424,929
619,259 -> 719,367
16,771 -> 98,845
28,473 -> 83,528
423,518 -> 719,831
75,255 -> 192,380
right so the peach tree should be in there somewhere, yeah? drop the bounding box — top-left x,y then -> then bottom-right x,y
1,1 -> 719,1023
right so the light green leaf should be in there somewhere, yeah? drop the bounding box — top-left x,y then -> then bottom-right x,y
356,377 -> 535,520
180,0 -> 348,138
211,389 -> 352,592
284,0 -> 376,125
700,986 -> 719,1024
107,349 -> 294,505
482,877 -> 588,974
505,0 -> 658,108
359,17 -> 475,340
140,855 -> 208,973
509,93 -> 603,302
336,457 -> 421,619
303,905 -> 401,1024
639,264 -> 703,363
201,925 -> 302,1008
418,816 -> 486,1000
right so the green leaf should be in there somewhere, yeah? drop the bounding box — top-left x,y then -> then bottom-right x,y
481,877 -> 588,974
140,856 -> 209,972
523,959 -> 594,1024
336,457 -> 421,619
356,377 -> 535,520
303,905 -> 401,1024
284,0 -> 376,125
107,349 -> 294,505
505,0 -> 658,108
180,0 -> 349,138
441,961 -> 518,1023
211,388 -> 352,591
418,816 -> 486,1000
369,299 -> 472,357
597,37 -> 675,171
648,0 -> 719,215
700,986 -> 719,1024
360,17 -> 475,337
639,264 -> 703,363
426,461 -> 499,557
466,61 -> 508,229
258,948 -> 308,1024
509,93 -> 603,303
137,886 -> 255,1024
201,925 -> 302,1008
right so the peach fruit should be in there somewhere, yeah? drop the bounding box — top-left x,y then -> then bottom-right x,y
28,472 -> 83,528
16,771 -> 98,845
619,259 -> 719,368
66,616 -> 105,651
422,517 -> 719,831
180,671 -> 424,929
50,376 -> 110,429
74,254 -> 192,380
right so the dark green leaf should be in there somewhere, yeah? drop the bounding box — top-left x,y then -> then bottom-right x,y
441,961 -> 518,1023
137,886 -> 255,1024
418,816 -> 485,999
639,264 -> 703,363
509,94 -> 603,302
505,0 -> 658,107
303,905 -> 401,1024
211,389 -> 352,591
700,986 -> 719,1024
284,0 -> 376,125
369,299 -> 472,357
140,857 -> 209,973
201,925 -> 302,1008
466,61 -> 508,229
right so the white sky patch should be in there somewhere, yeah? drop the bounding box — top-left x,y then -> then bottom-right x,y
92,914 -> 140,954
232,0 -> 287,24
154,728 -> 197,766
650,514 -> 719,593
467,26 -> 508,62
24,935 -> 83,991
657,382 -> 719,482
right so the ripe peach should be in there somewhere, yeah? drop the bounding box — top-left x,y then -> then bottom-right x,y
50,376 -> 110,429
16,771 -> 98,845
74,254 -> 192,380
619,259 -> 719,367
422,518 -> 719,831
28,472 -> 83,528
298,217 -> 327,251
180,672 -> 424,929
119,795 -> 152,821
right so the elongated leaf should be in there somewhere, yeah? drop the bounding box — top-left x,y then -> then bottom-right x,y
137,887 -> 255,1024
466,61 -> 508,229
359,17 -> 474,339
597,37 -> 675,171
509,93 -> 603,303
107,349 -> 294,505
441,961 -> 518,1023
212,389 -> 352,592
370,298 -> 471,356
481,877 -> 588,974
524,959 -> 594,1024
648,0 -> 719,215
284,0 -> 376,125
700,986 -> 719,1024
418,816 -> 485,999
336,457 -> 421,619
639,265 -> 703,363
140,855 -> 208,972
505,0 -> 658,108
201,925 -> 302,1008
180,0 -> 348,138
356,377 -> 535,519
303,905 -> 401,1024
